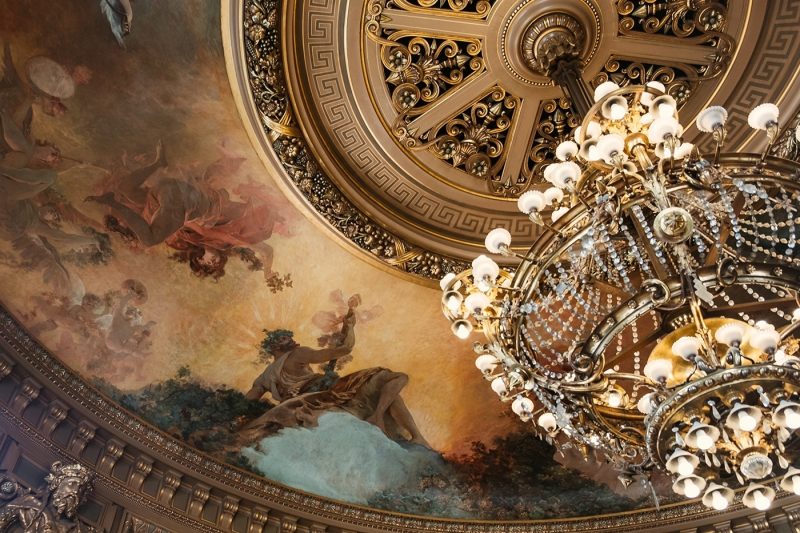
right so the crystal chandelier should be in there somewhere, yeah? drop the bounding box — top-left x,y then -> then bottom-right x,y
439,22 -> 800,511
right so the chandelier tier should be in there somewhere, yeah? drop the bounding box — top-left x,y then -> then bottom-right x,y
440,18 -> 800,512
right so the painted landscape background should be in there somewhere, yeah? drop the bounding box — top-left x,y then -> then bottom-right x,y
0,0 -> 648,519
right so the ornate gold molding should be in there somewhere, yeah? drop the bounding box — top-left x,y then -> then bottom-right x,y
2,283 -> 800,531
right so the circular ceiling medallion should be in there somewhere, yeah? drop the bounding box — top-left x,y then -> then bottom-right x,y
237,0 -> 778,282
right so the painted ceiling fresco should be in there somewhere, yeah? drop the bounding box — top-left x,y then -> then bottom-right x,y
0,0 -> 656,520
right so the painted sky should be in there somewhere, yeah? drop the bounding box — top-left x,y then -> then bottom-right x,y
0,0 -> 514,456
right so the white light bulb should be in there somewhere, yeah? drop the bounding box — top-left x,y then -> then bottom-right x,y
658,102 -> 675,118
439,272 -> 456,291
683,478 -> 701,498
490,376 -> 507,396
793,307 -> 800,321
738,411 -> 758,432
793,475 -> 800,496
677,456 -> 695,476
711,490 -> 729,510
610,103 -> 626,120
695,429 -> 713,451
785,407 -> 800,429
452,320 -> 472,339
607,389 -> 622,408
753,490 -> 771,511
444,293 -> 462,312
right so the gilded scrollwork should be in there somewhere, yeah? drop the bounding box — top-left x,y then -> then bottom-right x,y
245,0 -> 467,279
616,0 -> 729,38
387,0 -> 496,19
593,59 -> 698,107
372,32 -> 485,118
412,87 -> 517,185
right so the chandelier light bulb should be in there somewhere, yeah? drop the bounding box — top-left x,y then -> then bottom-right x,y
686,422 -> 719,451
648,117 -> 681,144
546,161 -> 581,189
602,97 -> 628,120
472,255 -> 500,285
649,94 -> 678,118
781,467 -> 800,495
543,186 -> 564,204
490,376 -> 507,396
555,140 -> 578,161
726,403 -> 762,432
606,388 -> 623,408
537,412 -> 557,432
551,206 -> 569,223
637,392 -> 656,414
748,326 -> 780,352
695,106 -> 728,133
744,484 -> 774,511
593,81 -> 620,103
666,449 -> 698,476
710,491 -> 728,510
775,400 -> 800,429
511,396 -> 534,416
747,103 -> 780,130
596,134 -> 626,164
673,475 -> 706,498
677,457 -> 694,476
683,478 -> 701,498
738,411 -> 758,432
573,122 -> 602,144
785,407 -> 800,429
465,292 -> 491,315
579,138 -> 600,161
671,336 -> 702,360
452,319 -> 473,339
474,354 -> 498,374
484,228 -> 512,254
654,142 -> 672,160
584,121 -> 602,140
517,191 -> 546,215
702,483 -> 734,511
640,80 -> 666,106
793,307 -> 800,321
695,429 -> 713,451
714,323 -> 746,345
643,358 -> 672,383
673,142 -> 694,159
440,272 -> 456,291
443,290 -> 463,312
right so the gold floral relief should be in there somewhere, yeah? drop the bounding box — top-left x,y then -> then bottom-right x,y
371,31 -> 485,117
616,0 -> 729,38
388,0 -> 496,19
410,87 -> 519,188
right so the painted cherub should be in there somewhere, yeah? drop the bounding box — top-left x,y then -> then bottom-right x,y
312,290 -> 384,362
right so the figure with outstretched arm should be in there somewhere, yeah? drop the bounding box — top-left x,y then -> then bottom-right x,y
242,308 -> 431,447
88,142 -> 282,281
